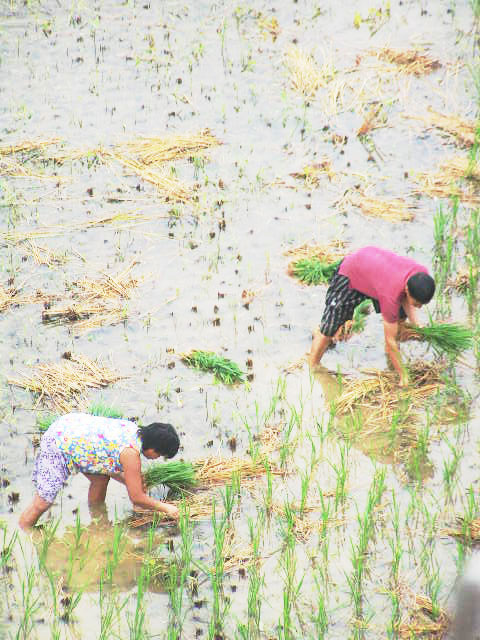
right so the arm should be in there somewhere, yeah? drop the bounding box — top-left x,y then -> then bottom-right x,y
120,448 -> 179,519
383,319 -> 409,386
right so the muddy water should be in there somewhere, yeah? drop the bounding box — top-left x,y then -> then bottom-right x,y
0,0 -> 479,638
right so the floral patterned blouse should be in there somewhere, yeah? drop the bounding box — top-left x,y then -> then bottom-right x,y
49,412 -> 142,474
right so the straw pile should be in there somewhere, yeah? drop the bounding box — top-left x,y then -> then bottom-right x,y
439,155 -> 480,183
348,189 -> 415,222
373,47 -> 441,75
181,350 -> 245,385
8,352 -> 124,412
404,108 -> 476,148
42,261 -> 139,333
0,283 -> 53,314
115,130 -> 220,165
194,455 -> 283,487
398,592 -> 450,639
334,361 -> 446,422
284,46 -> 329,98
290,159 -> 335,186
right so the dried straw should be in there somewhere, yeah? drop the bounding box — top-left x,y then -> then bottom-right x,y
335,361 -> 446,422
115,130 -> 220,165
442,516 -> 480,541
129,491 -> 221,527
75,261 -> 139,300
194,455 -> 283,487
284,240 -> 346,262
21,240 -> 67,266
347,189 -> 415,221
437,155 -> 480,182
290,159 -> 335,185
0,138 -> 62,156
372,47 -> 441,75
0,284 -> 53,314
398,591 -> 450,639
403,108 -> 477,148
0,157 -> 59,180
357,103 -> 386,137
413,169 -> 480,207
104,150 -> 191,202
8,353 -> 124,412
284,46 -> 329,98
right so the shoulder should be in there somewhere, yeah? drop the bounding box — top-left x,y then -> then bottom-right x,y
120,446 -> 141,466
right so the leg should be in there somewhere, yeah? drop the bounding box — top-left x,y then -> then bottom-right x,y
19,493 -> 51,529
83,474 -> 110,505
308,329 -> 332,367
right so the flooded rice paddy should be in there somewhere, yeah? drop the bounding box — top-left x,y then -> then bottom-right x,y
1,0 -> 480,638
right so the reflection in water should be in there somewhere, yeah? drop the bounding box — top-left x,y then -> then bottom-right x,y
312,365 -> 434,482
32,506 -> 171,593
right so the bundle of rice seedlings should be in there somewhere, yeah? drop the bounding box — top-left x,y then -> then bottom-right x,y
289,256 -> 342,285
87,402 -> 124,418
402,322 -> 473,357
333,299 -> 372,341
115,130 -> 220,165
36,413 -> 58,432
143,460 -> 197,492
403,108 -> 476,148
181,350 -> 245,385
374,47 -> 441,75
8,353 -> 124,412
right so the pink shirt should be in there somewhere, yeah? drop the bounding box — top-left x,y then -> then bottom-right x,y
338,247 -> 429,323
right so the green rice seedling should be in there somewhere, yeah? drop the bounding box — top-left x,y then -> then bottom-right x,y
37,518 -> 60,568
129,564 -> 149,640
208,500 -> 230,640
182,350 -> 244,384
442,435 -> 463,496
313,575 -> 329,638
350,298 -> 372,332
408,322 -> 473,358
291,257 -> 342,285
0,523 -> 17,569
263,458 -> 273,515
17,566 -> 42,640
143,460 -> 197,493
241,513 -> 265,640
87,402 -> 124,418
36,413 -> 58,432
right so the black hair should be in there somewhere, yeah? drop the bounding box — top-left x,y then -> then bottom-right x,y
407,272 -> 435,304
137,422 -> 180,458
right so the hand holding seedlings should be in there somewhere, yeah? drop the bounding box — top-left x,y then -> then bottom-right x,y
19,413 -> 181,528
308,246 -> 435,385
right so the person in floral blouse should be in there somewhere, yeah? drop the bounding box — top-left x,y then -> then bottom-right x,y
19,412 -> 180,529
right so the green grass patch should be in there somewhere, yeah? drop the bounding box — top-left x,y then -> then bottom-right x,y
181,350 -> 244,384
291,257 -> 343,285
36,413 -> 58,432
143,460 -> 197,492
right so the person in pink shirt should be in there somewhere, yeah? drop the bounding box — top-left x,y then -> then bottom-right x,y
308,246 -> 435,386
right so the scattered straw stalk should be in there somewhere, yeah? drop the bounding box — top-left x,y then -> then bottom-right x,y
373,47 -> 441,75
116,130 -> 220,165
0,138 -> 62,156
349,189 -> 415,221
403,108 -> 476,148
8,353 -> 124,412
398,591 -> 450,639
104,150 -> 191,201
284,46 -> 325,98
414,168 -> 480,207
284,240 -> 346,263
194,455 -> 283,487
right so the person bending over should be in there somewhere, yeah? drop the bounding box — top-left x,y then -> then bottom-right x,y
19,412 -> 180,529
308,246 -> 435,386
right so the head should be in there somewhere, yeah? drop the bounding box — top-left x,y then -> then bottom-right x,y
405,272 -> 435,308
137,422 -> 180,460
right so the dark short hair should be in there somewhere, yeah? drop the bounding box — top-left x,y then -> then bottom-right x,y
137,423 -> 180,458
407,272 -> 435,304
